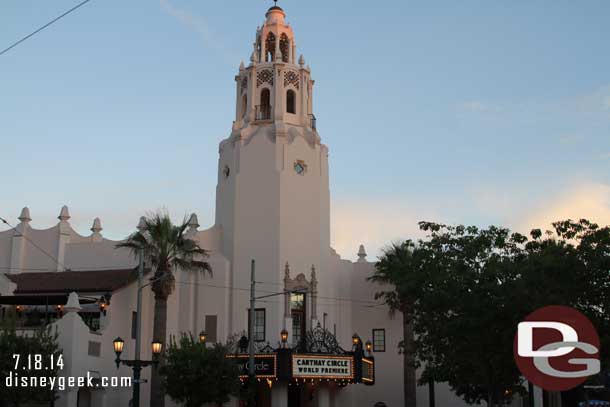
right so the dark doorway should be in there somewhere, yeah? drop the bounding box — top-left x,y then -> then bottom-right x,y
288,384 -> 301,407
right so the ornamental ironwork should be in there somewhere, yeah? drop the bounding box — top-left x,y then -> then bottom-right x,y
257,69 -> 274,87
284,70 -> 300,89
300,323 -> 347,355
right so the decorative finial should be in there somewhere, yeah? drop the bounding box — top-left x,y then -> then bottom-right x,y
311,265 -> 317,282
91,217 -> 102,234
64,292 -> 82,313
58,205 -> 70,222
298,55 -> 305,67
239,61 -> 245,71
188,213 -> 200,230
137,216 -> 147,231
18,207 -> 31,223
357,244 -> 367,262
284,262 -> 290,280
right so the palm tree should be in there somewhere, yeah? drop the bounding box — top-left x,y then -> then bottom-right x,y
368,241 -> 419,407
117,211 -> 212,407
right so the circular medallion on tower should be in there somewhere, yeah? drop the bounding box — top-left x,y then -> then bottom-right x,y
294,160 -> 307,175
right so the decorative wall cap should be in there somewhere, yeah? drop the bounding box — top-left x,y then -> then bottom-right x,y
18,207 -> 31,223
64,291 -> 82,313
58,205 -> 70,222
357,244 -> 367,261
91,217 -> 102,234
188,213 -> 200,230
137,216 -> 147,231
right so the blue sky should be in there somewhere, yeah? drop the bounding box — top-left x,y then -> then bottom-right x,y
2,0 -> 609,258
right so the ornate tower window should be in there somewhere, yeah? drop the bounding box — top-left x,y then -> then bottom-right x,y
286,90 -> 296,114
283,263 -> 318,348
290,293 -> 305,346
257,88 -> 271,120
280,33 -> 290,63
265,32 -> 276,62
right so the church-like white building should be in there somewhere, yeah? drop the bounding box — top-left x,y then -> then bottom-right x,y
0,5 -> 530,407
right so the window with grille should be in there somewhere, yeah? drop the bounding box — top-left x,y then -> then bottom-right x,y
372,329 -> 386,352
248,309 -> 266,342
291,293 -> 306,345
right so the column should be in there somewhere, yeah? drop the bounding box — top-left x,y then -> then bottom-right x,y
318,384 -> 330,407
55,389 -> 78,407
271,383 -> 288,407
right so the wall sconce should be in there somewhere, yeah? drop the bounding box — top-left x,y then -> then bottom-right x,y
56,304 -> 64,318
99,293 -> 111,316
99,300 -> 107,316
280,329 -> 288,347
365,340 -> 373,355
199,331 -> 207,344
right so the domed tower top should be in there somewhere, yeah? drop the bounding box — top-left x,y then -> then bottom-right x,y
256,3 -> 295,64
231,3 -> 317,135
265,5 -> 286,25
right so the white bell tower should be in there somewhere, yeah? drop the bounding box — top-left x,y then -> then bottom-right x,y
214,5 -> 330,340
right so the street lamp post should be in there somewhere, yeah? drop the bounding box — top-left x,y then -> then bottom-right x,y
113,337 -> 163,405
113,245 -> 164,407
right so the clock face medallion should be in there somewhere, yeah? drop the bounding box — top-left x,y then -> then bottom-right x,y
294,160 -> 307,175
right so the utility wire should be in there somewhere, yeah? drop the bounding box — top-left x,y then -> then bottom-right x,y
0,216 -> 68,272
174,280 -> 384,306
0,0 -> 93,57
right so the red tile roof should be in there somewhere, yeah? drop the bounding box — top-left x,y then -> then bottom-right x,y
6,269 -> 137,294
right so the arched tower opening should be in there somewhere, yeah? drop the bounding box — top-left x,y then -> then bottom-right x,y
280,33 -> 290,63
259,88 -> 271,120
286,89 -> 296,114
265,33 -> 276,62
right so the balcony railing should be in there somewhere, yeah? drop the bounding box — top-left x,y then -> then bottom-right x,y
309,114 -> 317,130
255,105 -> 272,121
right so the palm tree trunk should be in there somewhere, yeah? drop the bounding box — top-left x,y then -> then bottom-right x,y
403,311 -> 417,407
150,294 -> 168,407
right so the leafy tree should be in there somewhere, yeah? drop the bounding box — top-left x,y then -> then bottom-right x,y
160,334 -> 240,407
117,211 -> 212,407
0,318 -> 62,407
371,220 -> 610,407
368,241 -> 426,407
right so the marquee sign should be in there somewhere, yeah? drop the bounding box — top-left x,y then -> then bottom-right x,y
227,354 -> 277,378
292,355 -> 354,379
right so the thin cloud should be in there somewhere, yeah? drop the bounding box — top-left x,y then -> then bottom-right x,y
516,182 -> 610,233
159,0 -> 237,63
331,199 -> 435,261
